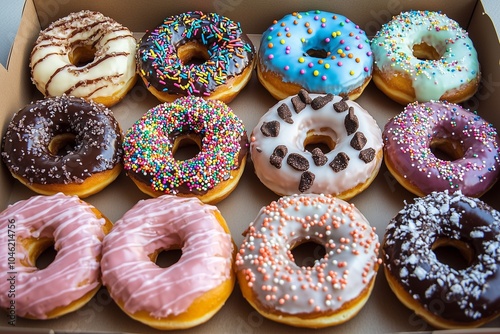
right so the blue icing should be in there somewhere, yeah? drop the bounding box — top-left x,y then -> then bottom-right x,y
259,10 -> 373,95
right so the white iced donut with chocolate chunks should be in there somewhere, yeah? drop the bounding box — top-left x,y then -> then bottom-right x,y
30,10 -> 137,107
235,194 -> 381,328
250,90 -> 383,200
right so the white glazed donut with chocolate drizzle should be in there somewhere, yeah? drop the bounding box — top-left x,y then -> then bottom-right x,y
30,10 -> 137,107
250,90 -> 383,200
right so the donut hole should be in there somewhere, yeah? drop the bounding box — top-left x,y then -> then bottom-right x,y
69,45 -> 97,67
48,133 -> 78,156
304,128 -> 337,154
177,41 -> 210,66
412,41 -> 443,61
305,48 -> 329,59
430,137 -> 464,161
152,248 -> 183,268
290,240 -> 327,268
172,134 -> 202,161
432,237 -> 474,270
26,238 -> 57,270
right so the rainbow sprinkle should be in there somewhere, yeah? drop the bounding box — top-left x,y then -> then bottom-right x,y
137,11 -> 255,97
123,96 -> 248,194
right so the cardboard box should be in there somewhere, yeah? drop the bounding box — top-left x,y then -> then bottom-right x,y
1,0 -> 499,332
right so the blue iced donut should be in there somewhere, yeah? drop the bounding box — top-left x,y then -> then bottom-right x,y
257,10 -> 373,100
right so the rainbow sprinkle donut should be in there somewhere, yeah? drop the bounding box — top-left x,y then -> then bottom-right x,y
257,10 -> 373,100
123,96 -> 248,204
371,11 -> 480,104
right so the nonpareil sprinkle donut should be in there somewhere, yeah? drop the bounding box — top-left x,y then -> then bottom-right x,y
257,10 -> 373,100
383,190 -> 500,329
123,96 -> 248,204
371,11 -> 480,105
383,100 -> 500,198
235,194 -> 381,328
137,11 -> 256,103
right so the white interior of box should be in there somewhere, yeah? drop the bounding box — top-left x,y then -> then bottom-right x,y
1,0 -> 500,333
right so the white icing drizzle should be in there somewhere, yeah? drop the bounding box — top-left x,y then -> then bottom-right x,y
0,193 -> 107,319
100,195 -> 234,318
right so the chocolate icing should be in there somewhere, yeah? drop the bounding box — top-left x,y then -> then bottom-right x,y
1,95 -> 123,185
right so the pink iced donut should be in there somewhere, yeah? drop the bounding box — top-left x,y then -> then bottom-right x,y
100,195 -> 235,330
383,101 -> 500,197
0,193 -> 111,319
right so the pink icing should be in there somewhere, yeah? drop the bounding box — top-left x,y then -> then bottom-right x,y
0,193 -> 107,319
100,195 -> 234,318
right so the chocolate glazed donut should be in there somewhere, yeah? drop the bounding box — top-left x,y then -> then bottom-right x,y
383,191 -> 500,329
1,95 -> 123,198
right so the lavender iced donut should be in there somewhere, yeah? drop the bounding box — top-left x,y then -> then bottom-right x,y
383,101 -> 500,197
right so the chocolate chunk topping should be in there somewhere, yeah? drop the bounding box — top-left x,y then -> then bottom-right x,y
330,152 -> 350,172
311,147 -> 328,166
359,148 -> 376,163
291,96 -> 306,113
350,132 -> 367,150
298,89 -> 313,104
277,103 -> 293,124
311,93 -> 334,110
344,107 -> 359,135
333,96 -> 349,113
269,145 -> 288,169
260,121 -> 280,137
287,153 -> 309,171
299,171 -> 315,192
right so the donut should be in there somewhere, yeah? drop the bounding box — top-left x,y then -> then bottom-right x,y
30,10 -> 137,107
382,190 -> 500,329
382,100 -> 500,198
1,95 -> 124,198
137,11 -> 255,103
250,89 -> 383,200
0,193 -> 112,319
123,96 -> 248,204
257,10 -> 373,100
235,194 -> 381,328
101,195 -> 235,330
371,10 -> 480,105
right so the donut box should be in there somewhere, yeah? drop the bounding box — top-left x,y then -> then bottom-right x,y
0,0 -> 499,333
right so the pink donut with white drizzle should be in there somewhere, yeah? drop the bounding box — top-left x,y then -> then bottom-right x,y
100,195 -> 236,330
383,100 -> 500,197
0,193 -> 112,319
235,194 -> 381,328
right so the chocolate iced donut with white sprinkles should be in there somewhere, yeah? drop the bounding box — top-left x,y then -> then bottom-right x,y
250,89 -> 383,200
1,95 -> 123,198
235,194 -> 381,328
383,190 -> 500,329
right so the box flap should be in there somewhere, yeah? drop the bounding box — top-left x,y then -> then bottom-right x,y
0,0 -> 26,69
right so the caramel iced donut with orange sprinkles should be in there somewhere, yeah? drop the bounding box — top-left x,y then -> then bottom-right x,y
258,10 -> 373,100
30,10 -> 137,107
235,194 -> 381,328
